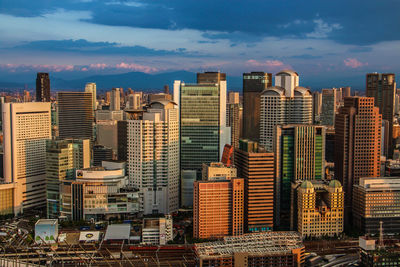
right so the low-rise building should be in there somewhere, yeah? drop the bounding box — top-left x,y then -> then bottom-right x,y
60,161 -> 139,221
142,215 -> 173,245
353,177 -> 400,234
292,180 -> 344,238
195,232 -> 305,267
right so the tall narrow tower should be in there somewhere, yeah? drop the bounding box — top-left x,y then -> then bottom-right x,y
36,73 -> 50,102
335,97 -> 381,226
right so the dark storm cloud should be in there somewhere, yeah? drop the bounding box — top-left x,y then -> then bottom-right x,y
1,0 -> 400,45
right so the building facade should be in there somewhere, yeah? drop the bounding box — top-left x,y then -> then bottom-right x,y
202,162 -> 237,181
60,162 -> 139,221
235,139 -> 274,232
110,88 -> 121,111
294,180 -> 344,238
46,139 -> 90,218
260,71 -> 313,151
174,74 -> 229,178
142,215 -> 173,245
85,82 -> 97,110
353,177 -> 400,234
366,73 -> 396,157
193,178 -> 244,239
274,125 -> 325,229
320,88 -> 336,126
335,97 -> 381,225
3,102 -> 51,214
57,92 -> 94,140
128,101 -> 179,215
36,72 -> 50,102
242,72 -> 272,142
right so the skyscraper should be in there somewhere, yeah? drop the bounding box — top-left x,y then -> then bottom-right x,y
242,72 -> 272,141
46,139 -> 90,218
85,82 -> 97,110
174,72 -> 230,178
128,101 -> 179,214
3,102 -> 51,214
366,73 -> 396,157
110,88 -> 121,111
36,72 -> 50,102
57,92 -> 94,140
312,91 -> 322,123
274,125 -> 325,229
335,97 -> 381,225
227,103 -> 241,149
235,139 -> 275,232
320,88 -> 336,126
260,71 -> 313,151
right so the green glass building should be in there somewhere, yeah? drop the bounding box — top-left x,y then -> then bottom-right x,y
46,139 -> 90,218
174,77 -> 229,179
274,125 -> 325,229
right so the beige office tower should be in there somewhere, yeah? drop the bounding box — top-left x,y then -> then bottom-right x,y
128,93 -> 141,110
260,70 -> 313,151
3,102 -> 51,214
202,162 -> 237,181
228,91 -> 240,104
110,88 -> 121,111
85,82 -> 97,110
127,101 -> 179,214
295,180 -> 344,238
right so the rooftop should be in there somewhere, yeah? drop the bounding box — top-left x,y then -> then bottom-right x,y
195,232 -> 303,258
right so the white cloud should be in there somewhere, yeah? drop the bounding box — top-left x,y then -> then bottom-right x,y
306,19 -> 342,38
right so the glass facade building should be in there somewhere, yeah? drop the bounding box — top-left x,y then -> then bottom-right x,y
179,84 -> 221,178
274,125 -> 325,229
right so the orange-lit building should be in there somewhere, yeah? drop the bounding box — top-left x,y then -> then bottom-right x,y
235,139 -> 274,232
193,178 -> 244,239
335,97 -> 381,225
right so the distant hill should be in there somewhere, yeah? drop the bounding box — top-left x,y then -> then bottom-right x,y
0,70 -> 243,92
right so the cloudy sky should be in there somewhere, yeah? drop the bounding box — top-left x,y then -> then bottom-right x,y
0,0 -> 399,89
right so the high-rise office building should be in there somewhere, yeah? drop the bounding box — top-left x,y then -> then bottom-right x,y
335,97 -> 381,225
235,139 -> 274,232
193,178 -> 244,239
274,125 -> 325,229
110,88 -> 121,111
117,120 -> 128,161
366,73 -> 396,157
342,86 -> 351,98
36,73 -> 50,102
128,101 -> 179,214
228,91 -> 239,105
93,145 -> 113,166
312,91 -> 322,123
293,180 -> 344,238
242,72 -> 272,141
174,72 -> 230,178
85,82 -> 97,110
320,88 -> 336,126
46,139 -> 90,218
227,103 -> 241,149
58,92 -> 94,140
3,102 -> 51,214
128,93 -> 141,110
260,71 -> 313,151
